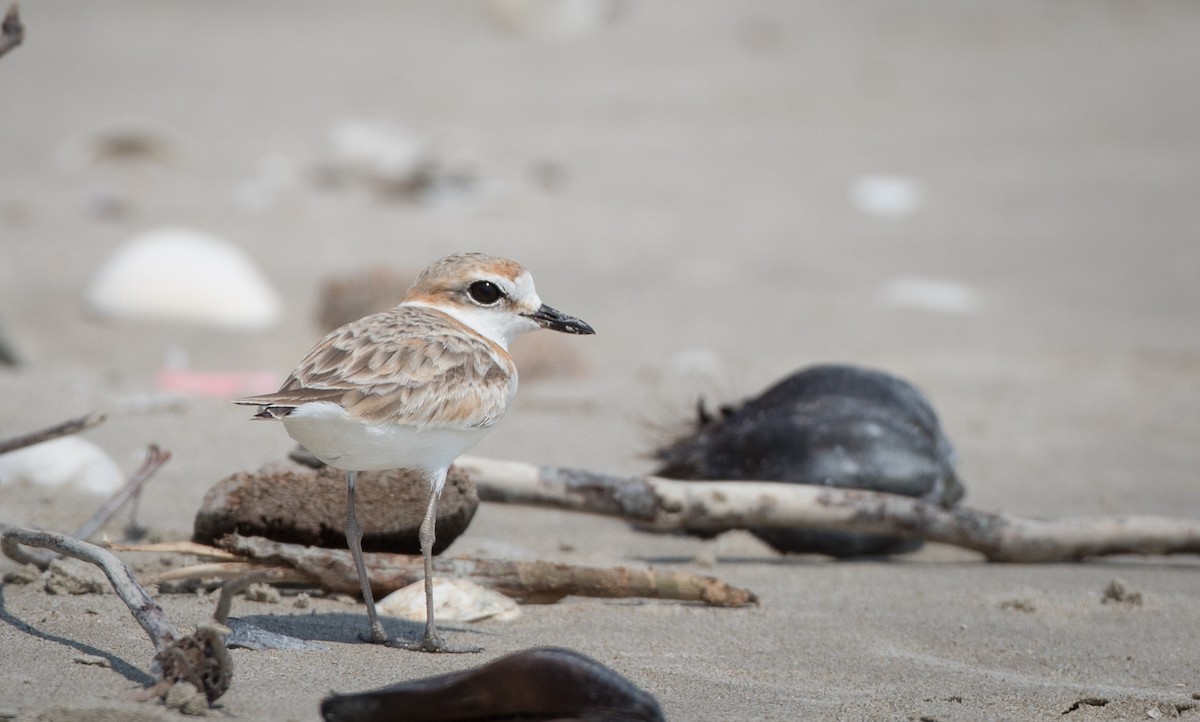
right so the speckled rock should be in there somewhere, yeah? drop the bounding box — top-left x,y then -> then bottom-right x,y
193,458 -> 478,555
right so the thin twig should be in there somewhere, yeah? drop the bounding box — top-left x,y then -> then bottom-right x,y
0,3 -> 23,59
73,445 -> 171,540
456,455 -> 1200,564
220,535 -> 758,607
0,412 -> 106,455
108,540 -> 244,560
140,556 -> 283,585
214,568 -> 303,624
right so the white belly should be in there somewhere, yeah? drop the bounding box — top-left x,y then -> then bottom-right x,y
281,401 -> 489,476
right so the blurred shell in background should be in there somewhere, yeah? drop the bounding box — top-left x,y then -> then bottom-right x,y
0,437 -> 125,496
85,227 -> 283,331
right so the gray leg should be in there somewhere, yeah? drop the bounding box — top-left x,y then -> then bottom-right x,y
345,469 -> 389,644
399,470 -> 480,653
417,481 -> 443,649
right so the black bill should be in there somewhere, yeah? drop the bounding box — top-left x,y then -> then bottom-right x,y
527,304 -> 595,335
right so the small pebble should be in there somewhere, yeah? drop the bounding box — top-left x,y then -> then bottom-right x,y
243,583 -> 280,604
1102,578 -> 1143,606
164,682 -> 209,716
2,565 -> 41,585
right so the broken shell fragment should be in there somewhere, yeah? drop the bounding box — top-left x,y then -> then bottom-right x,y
377,578 -> 521,623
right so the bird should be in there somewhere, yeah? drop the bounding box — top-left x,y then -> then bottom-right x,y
236,252 -> 594,652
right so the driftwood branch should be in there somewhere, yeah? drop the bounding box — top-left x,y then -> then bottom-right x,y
218,535 -> 757,607
0,527 -> 233,706
0,412 -> 106,455
0,3 -> 22,59
456,456 -> 1200,564
2,527 -> 179,650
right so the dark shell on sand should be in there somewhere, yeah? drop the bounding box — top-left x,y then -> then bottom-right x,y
320,647 -> 665,722
653,364 -> 964,557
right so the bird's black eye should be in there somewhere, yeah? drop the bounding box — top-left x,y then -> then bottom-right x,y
468,280 -> 505,305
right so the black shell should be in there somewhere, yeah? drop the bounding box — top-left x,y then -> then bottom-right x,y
653,364 -> 964,557
320,647 -> 664,722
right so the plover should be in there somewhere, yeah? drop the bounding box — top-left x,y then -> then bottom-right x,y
237,252 -> 594,652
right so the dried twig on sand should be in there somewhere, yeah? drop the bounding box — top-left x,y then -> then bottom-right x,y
0,412 -> 106,455
456,456 -> 1200,563
0,3 -> 23,59
4,444 -> 170,571
73,444 -> 170,540
213,534 -> 757,607
0,527 -> 233,706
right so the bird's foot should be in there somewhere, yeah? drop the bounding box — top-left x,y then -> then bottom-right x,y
356,621 -> 391,646
394,632 -> 481,654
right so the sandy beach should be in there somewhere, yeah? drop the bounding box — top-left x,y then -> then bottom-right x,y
2,2 -> 1199,720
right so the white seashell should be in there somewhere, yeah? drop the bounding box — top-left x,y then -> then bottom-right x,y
377,578 -> 521,623
85,227 -> 283,330
849,174 -> 924,219
486,0 -> 620,41
877,276 -> 981,315
0,437 -> 125,496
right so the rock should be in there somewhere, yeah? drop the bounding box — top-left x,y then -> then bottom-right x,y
193,458 -> 478,555
85,227 -> 283,331
377,578 -> 521,623
653,364 -> 965,557
320,647 -> 664,722
0,436 -> 125,496
315,266 -> 411,332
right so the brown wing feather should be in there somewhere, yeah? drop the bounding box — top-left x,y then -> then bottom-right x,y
235,306 -> 516,429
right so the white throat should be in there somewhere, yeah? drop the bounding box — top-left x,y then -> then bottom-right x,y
403,300 -> 539,350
